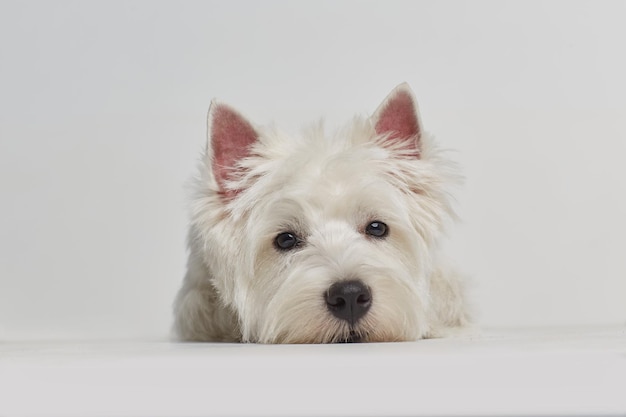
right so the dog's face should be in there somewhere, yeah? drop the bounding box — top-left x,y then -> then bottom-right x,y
191,84 -> 457,343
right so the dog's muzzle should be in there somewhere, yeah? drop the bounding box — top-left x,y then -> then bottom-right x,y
325,280 -> 371,326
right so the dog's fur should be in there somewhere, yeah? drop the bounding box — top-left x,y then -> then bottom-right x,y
173,83 -> 469,343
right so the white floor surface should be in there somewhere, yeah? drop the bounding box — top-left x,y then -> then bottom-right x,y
1,326 -> 625,417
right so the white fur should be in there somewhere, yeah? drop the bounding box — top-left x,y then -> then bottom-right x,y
174,85 -> 469,343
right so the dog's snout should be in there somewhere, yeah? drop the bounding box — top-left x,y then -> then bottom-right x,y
325,280 -> 371,324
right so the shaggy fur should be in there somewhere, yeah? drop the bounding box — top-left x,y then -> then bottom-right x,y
174,83 -> 469,343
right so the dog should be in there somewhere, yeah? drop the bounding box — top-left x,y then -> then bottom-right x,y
173,83 -> 469,343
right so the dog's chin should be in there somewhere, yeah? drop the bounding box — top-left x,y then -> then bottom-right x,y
262,327 -> 411,344
326,324 -> 370,343
336,331 -> 364,343
266,327 -> 369,344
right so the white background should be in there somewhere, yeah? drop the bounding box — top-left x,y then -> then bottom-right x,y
1,1 -> 625,341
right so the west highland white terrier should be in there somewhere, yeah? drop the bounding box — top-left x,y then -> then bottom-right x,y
174,83 -> 469,343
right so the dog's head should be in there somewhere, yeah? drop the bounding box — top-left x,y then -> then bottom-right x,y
190,84 -> 459,343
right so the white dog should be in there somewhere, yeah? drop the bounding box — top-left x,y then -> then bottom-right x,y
174,83 -> 469,343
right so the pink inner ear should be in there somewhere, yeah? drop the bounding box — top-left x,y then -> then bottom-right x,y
210,104 -> 258,192
374,90 -> 421,151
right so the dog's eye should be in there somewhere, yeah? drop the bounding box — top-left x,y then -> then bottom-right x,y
365,221 -> 388,238
274,232 -> 299,251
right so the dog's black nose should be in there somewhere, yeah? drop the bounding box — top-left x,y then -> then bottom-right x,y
325,280 -> 371,325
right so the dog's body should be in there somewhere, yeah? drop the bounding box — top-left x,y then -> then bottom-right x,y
174,84 -> 469,343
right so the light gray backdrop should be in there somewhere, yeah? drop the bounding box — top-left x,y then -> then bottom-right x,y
1,1 -> 625,340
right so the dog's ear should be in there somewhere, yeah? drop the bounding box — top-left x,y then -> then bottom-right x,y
207,100 -> 258,194
371,83 -> 422,156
